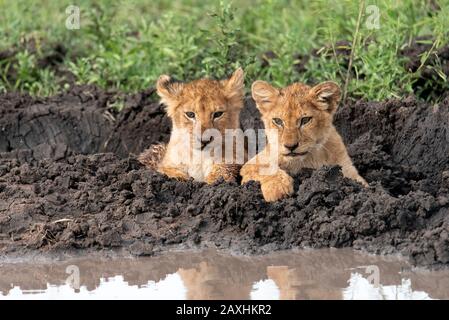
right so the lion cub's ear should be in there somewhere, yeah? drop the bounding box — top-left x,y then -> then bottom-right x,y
222,68 -> 245,108
251,80 -> 279,113
156,75 -> 184,115
308,81 -> 341,113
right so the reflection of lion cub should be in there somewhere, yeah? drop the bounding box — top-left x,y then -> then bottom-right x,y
138,68 -> 245,184
241,80 -> 367,202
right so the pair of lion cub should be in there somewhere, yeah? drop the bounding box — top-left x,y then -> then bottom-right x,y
138,68 -> 367,202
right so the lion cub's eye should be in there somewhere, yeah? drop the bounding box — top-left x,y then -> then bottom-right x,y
300,116 -> 312,127
185,112 -> 195,119
213,111 -> 224,119
272,118 -> 284,127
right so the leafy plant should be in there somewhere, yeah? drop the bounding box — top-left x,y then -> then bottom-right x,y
0,0 -> 448,101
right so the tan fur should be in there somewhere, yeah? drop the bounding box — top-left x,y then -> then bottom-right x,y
139,68 -> 245,183
137,144 -> 167,170
241,80 -> 367,202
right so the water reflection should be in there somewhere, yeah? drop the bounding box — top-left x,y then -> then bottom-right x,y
343,274 -> 432,300
0,249 -> 447,300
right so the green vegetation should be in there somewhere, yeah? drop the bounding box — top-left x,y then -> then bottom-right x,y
0,0 -> 448,100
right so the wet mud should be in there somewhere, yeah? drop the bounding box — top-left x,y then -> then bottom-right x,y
0,85 -> 448,268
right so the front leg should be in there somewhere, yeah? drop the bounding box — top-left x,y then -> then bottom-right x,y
260,170 -> 294,202
205,164 -> 240,184
329,135 -> 368,187
241,159 -> 294,202
158,166 -> 189,181
341,164 -> 368,187
138,144 -> 167,170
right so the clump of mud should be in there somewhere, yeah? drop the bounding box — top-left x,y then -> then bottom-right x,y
0,85 -> 448,268
0,85 -> 169,160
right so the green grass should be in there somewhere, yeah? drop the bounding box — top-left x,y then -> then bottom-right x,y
0,0 -> 448,100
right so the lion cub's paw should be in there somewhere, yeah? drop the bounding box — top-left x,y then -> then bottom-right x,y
158,167 -> 189,181
357,176 -> 369,187
138,144 -> 167,170
205,164 -> 240,184
261,171 -> 294,202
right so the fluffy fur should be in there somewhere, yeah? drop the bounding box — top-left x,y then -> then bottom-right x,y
241,80 -> 367,202
139,68 -> 245,183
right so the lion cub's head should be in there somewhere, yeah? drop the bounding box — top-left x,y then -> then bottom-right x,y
157,68 -> 244,150
252,80 -> 340,160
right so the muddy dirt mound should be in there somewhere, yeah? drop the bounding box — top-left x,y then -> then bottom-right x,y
0,87 -> 448,268
0,87 -> 260,162
0,85 -> 169,161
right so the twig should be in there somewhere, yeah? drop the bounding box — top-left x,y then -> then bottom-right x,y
416,38 -> 439,74
52,218 -> 74,224
330,34 -> 346,81
343,0 -> 365,104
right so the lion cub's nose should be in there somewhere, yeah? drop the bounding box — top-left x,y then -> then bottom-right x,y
200,136 -> 214,149
284,143 -> 299,151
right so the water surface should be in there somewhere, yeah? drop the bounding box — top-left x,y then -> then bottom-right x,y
1,249 -> 448,300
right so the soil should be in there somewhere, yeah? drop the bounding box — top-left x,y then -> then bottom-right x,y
0,85 -> 448,268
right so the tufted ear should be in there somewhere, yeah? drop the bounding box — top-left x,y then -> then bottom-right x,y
156,75 -> 184,116
222,68 -> 245,108
308,81 -> 341,113
251,80 -> 279,114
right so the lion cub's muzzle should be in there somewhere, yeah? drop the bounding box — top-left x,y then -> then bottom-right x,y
282,142 -> 308,157
196,136 -> 214,150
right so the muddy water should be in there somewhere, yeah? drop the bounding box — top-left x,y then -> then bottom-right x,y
0,249 -> 448,300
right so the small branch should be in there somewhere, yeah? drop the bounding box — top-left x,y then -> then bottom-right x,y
330,36 -> 346,81
416,38 -> 439,74
52,218 -> 74,224
343,0 -> 365,104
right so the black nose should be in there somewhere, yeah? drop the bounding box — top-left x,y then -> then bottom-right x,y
200,136 -> 214,149
284,143 -> 299,151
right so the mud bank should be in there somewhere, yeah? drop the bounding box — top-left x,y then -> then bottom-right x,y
0,86 -> 448,268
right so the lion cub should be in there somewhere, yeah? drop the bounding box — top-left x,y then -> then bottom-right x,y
240,80 -> 367,202
139,68 -> 245,184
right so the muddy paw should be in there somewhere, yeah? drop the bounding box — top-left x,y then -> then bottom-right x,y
261,171 -> 294,202
158,167 -> 189,181
137,144 -> 167,170
205,165 -> 239,184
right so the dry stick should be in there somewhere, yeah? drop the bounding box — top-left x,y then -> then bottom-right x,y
343,0 -> 365,104
52,218 -> 74,224
416,38 -> 439,74
330,37 -> 346,81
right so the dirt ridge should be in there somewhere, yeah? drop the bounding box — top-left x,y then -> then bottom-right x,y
0,86 -> 448,268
